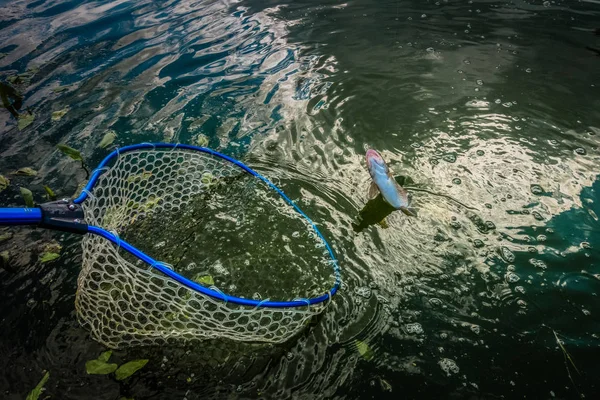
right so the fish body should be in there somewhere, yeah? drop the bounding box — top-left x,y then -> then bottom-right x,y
365,149 -> 414,216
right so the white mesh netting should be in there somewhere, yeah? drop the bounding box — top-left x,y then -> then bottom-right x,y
74,147 -> 335,348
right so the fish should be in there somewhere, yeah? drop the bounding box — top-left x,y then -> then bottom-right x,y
365,149 -> 416,216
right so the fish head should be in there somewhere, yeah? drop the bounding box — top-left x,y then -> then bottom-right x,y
366,149 -> 388,177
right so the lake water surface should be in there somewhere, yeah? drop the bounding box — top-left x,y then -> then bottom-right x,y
1,0 -> 600,398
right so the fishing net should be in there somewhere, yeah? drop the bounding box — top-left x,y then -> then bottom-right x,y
74,146 -> 338,348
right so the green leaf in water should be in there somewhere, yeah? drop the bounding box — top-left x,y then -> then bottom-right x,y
52,86 -> 69,93
43,185 -> 56,200
194,275 -> 214,286
126,171 -> 152,183
0,251 -> 9,266
379,377 -> 392,392
196,134 -> 209,147
98,351 -> 112,363
39,252 -> 60,263
25,371 -> 50,400
56,144 -> 83,161
200,172 -> 214,185
14,167 -> 37,176
20,187 -> 34,207
354,339 -> 374,361
51,108 -> 69,121
115,359 -> 149,381
18,112 -> 35,131
85,359 -> 118,375
98,130 -> 117,148
0,175 -> 9,192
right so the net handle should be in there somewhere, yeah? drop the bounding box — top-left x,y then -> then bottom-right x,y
76,143 -> 341,309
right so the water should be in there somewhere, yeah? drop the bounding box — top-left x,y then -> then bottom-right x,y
1,0 -> 599,398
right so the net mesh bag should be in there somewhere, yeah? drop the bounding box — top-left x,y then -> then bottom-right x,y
74,147 -> 336,349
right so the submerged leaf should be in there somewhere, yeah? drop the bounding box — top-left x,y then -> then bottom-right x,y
126,171 -> 152,183
17,113 -> 35,130
115,359 -> 149,381
200,172 -> 214,185
354,339 -> 374,361
14,167 -> 37,176
39,252 -> 60,263
194,275 -> 214,286
98,351 -> 112,363
43,185 -> 56,200
98,130 -> 117,148
196,134 -> 209,147
85,359 -> 118,375
0,251 -> 8,267
56,144 -> 83,161
26,371 -> 49,400
379,377 -> 392,392
52,86 -> 69,93
0,175 -> 9,192
51,108 -> 69,121
20,187 -> 34,207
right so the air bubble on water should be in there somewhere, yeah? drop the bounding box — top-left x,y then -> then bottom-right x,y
450,221 -> 461,229
473,239 -> 485,248
421,14 -> 427,18
517,299 -> 527,308
494,99 -> 501,104
458,69 -> 464,74
580,241 -> 591,249
470,325 -> 480,334
440,332 -> 448,339
528,246 -> 538,253
405,323 -> 424,334
515,286 -> 525,294
525,68 -> 532,73
185,262 -> 197,271
507,265 -> 516,271
439,358 -> 459,376
582,309 -> 591,316
429,298 -> 442,307
537,234 -> 547,242
426,47 -> 435,53
505,272 -> 520,283
476,79 -> 483,85
354,286 -> 372,299
442,153 -> 457,163
530,184 -> 544,195
543,1 -> 551,7
476,150 -> 485,156
452,178 -> 462,185
485,203 -> 492,209
292,231 -> 300,238
529,258 -> 547,269
502,102 -> 513,108
500,246 -> 515,263
485,221 -> 496,230
574,147 -> 586,155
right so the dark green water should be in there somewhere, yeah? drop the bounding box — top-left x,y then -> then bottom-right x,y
1,0 -> 600,398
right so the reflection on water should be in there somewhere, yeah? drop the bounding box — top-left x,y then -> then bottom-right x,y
1,0 -> 600,398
